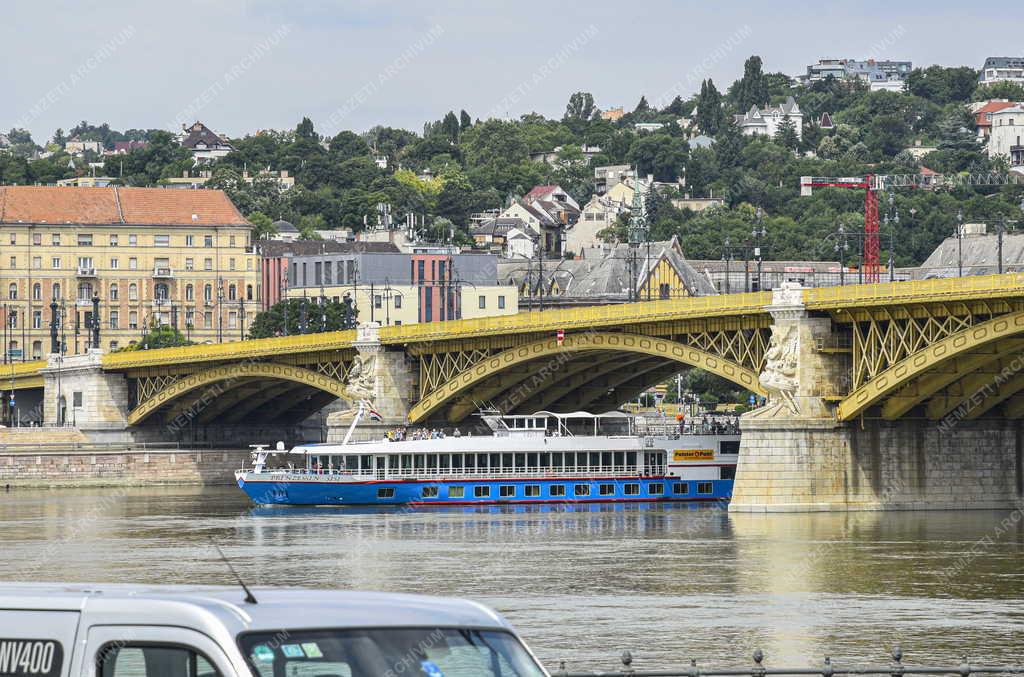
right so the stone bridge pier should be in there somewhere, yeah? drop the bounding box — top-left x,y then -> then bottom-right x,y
730,284 -> 1024,512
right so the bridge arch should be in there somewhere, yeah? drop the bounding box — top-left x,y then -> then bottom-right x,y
408,331 -> 766,423
838,310 -> 1024,420
127,362 -> 349,425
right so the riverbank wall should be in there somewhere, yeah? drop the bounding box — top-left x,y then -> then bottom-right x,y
0,439 -> 248,488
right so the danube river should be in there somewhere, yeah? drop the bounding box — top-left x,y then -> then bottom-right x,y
1,487 -> 1022,669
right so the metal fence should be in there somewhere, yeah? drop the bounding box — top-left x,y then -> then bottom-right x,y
553,648 -> 1024,677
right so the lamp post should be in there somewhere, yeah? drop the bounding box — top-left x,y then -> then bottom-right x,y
833,225 -> 850,286
216,279 -> 224,343
956,208 -> 964,278
721,237 -> 733,294
883,194 -> 899,283
752,206 -> 767,292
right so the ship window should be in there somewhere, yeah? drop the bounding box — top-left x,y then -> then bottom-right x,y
574,484 -> 590,497
452,454 -> 463,469
601,452 -> 613,467
550,485 -> 566,497
673,482 -> 689,495
624,483 -> 640,496
499,485 -> 515,498
599,483 -> 615,496
439,455 -> 450,469
525,485 -> 540,497
401,454 -> 412,470
464,454 -> 476,469
720,440 -> 740,455
490,453 -> 501,469
449,486 -> 465,498
501,453 -> 513,470
697,482 -> 713,495
626,452 -> 637,466
377,487 -> 396,499
614,451 -> 625,468
721,466 -> 736,480
422,486 -> 439,498
589,452 -> 600,468
474,486 -> 490,498
649,482 -> 664,495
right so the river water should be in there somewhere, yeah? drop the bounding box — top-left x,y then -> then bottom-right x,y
1,487 -> 1022,670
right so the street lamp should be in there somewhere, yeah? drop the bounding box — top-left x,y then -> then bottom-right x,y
216,279 -> 225,342
833,225 -> 850,286
956,208 -> 964,277
721,237 -> 733,294
752,207 -> 767,291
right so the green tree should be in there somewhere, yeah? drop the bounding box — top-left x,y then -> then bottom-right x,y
731,55 -> 768,111
459,110 -> 472,131
695,79 -> 724,135
328,130 -> 370,161
441,111 -> 461,144
564,91 -> 597,122
247,211 -> 278,240
774,116 -> 799,150
117,325 -> 193,351
249,297 -> 358,338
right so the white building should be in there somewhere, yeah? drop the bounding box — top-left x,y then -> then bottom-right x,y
733,97 -> 803,140
179,121 -> 233,164
987,106 -> 1024,168
979,57 -> 1024,85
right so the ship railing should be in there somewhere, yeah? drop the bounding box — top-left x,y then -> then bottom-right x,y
552,648 -> 1024,677
247,465 -> 650,479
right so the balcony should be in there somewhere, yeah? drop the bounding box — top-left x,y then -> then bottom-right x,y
76,266 -> 97,277
152,267 -> 174,278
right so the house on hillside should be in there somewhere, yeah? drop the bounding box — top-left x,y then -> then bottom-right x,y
973,100 -> 1022,140
733,97 -> 803,140
979,57 -> 1024,85
987,105 -> 1024,168
179,121 -> 234,164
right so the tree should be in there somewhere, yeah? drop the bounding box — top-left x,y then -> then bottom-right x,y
297,214 -> 326,239
328,130 -> 370,161
248,211 -> 278,240
628,133 -> 688,182
249,297 -> 358,338
441,111 -> 461,144
774,116 -> 799,151
731,55 -> 768,111
633,96 -> 651,114
564,91 -> 597,122
117,325 -> 193,351
663,95 -> 688,116
695,79 -> 725,135
459,110 -> 472,131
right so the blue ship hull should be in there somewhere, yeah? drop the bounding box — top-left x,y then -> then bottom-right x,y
237,475 -> 733,506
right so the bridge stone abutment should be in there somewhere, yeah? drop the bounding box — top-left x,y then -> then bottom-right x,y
40,350 -> 130,434
730,283 -> 1024,512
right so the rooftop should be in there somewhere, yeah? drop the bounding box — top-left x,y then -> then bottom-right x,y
0,185 -> 249,226
257,239 -> 400,257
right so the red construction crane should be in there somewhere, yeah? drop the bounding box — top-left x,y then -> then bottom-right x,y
800,172 -> 1024,283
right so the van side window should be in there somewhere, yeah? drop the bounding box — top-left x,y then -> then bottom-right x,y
98,644 -> 222,677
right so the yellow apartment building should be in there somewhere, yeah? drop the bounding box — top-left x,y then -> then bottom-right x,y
0,185 -> 261,358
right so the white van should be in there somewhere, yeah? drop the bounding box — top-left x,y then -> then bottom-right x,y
0,583 -> 548,677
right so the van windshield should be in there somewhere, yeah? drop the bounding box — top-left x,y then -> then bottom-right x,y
239,628 -> 546,677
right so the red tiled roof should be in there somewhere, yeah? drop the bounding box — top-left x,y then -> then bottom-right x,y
975,101 -> 1018,127
0,186 -> 250,226
524,185 -> 558,200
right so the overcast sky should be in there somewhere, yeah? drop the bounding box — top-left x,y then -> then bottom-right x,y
2,0 -> 1014,142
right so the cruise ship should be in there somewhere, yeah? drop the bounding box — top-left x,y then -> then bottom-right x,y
236,408 -> 739,506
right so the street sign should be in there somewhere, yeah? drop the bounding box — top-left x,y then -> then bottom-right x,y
7,349 -> 23,359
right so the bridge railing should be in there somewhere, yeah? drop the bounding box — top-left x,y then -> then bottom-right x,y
804,272 -> 1024,308
553,648 -> 1024,677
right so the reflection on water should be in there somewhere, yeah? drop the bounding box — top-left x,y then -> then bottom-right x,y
0,486 -> 1022,668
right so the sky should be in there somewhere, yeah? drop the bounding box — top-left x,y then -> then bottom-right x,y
1,0 -> 1016,143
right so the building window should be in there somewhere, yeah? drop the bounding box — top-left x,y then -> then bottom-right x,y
129,234 -> 137,246
52,283 -> 61,300
185,258 -> 194,271
109,234 -> 118,246
7,284 -> 16,300
129,257 -> 137,270
574,484 -> 590,497
51,257 -> 61,269
78,234 -> 92,246
204,258 -> 213,271
228,284 -> 237,301
394,295 -> 402,309
128,283 -> 138,301
111,258 -> 119,269
246,284 -> 253,301
186,284 -> 194,301
155,283 -> 169,301
129,311 -> 138,329
374,295 -> 382,309
155,234 -> 170,247
109,284 -> 118,301
32,311 -> 41,329
228,311 -> 237,329
78,282 -> 93,301
32,340 -> 42,359
550,484 -> 566,497
448,486 -> 465,498
8,256 -> 14,268
499,485 -> 516,498
109,311 -> 118,329
229,258 -> 236,271
229,235 -> 236,247
51,234 -> 60,246
72,392 -> 83,408
204,235 -> 213,247
204,285 -> 212,302
32,256 -> 41,270
32,283 -> 41,301
32,233 -> 41,246
8,233 -> 15,245
478,295 -> 486,309
186,235 -> 195,247
204,312 -> 212,328
474,486 -> 490,498
498,295 -> 505,309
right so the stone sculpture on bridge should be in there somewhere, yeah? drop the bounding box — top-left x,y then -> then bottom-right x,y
759,323 -> 799,415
